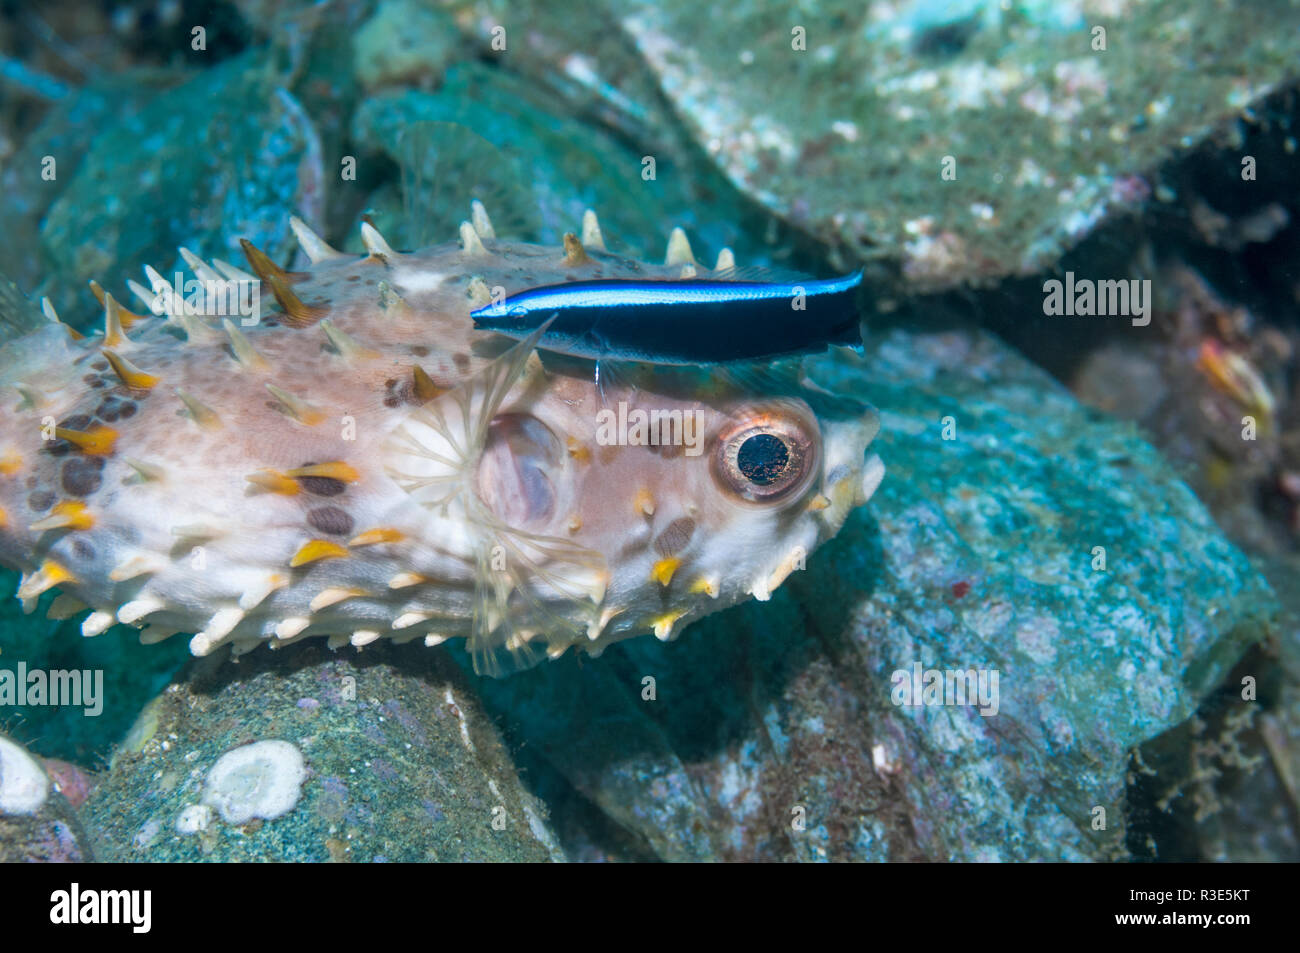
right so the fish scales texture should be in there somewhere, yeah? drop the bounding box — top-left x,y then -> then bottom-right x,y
0,208 -> 884,675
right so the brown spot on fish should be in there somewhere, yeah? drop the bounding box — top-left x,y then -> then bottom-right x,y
62,457 -> 106,497
307,505 -> 354,536
654,517 -> 696,557
95,395 -> 137,423
296,464 -> 347,498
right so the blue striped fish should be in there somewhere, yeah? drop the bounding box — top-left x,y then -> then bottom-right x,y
470,270 -> 864,364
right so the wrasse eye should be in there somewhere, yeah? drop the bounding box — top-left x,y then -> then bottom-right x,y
713,407 -> 818,504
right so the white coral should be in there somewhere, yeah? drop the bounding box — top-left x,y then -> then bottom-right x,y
0,736 -> 49,816
202,740 -> 306,825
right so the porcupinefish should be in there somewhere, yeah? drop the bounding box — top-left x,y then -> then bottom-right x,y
0,205 -> 884,674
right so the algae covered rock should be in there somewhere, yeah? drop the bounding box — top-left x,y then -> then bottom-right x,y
32,50 -> 322,327
351,61 -> 726,259
83,642 -> 564,862
441,0 -> 1300,289
618,0 -> 1300,288
353,0 -> 465,90
0,75 -> 165,292
473,326 -> 1276,861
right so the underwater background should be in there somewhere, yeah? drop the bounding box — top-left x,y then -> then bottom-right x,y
0,0 -> 1297,861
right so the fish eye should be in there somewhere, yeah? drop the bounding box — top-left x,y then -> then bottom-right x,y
736,433 -> 789,485
712,408 -> 818,504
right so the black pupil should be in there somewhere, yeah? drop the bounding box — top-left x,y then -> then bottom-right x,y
737,433 -> 790,486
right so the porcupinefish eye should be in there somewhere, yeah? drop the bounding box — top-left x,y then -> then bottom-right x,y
475,413 -> 563,526
712,406 -> 819,504
737,433 -> 789,485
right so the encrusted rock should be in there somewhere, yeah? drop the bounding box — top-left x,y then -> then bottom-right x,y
83,644 -> 565,862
